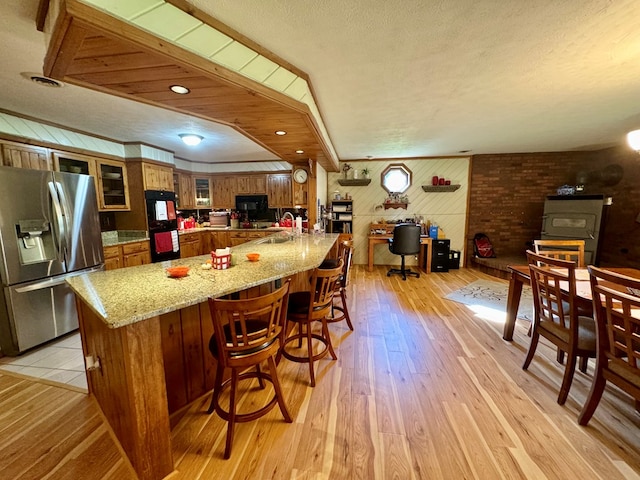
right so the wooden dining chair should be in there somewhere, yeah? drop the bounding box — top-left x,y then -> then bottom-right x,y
523,250 -> 597,405
279,261 -> 343,387
578,266 -> 640,425
533,239 -> 586,267
207,280 -> 292,458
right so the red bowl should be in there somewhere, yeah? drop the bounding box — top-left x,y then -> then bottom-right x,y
166,266 -> 190,278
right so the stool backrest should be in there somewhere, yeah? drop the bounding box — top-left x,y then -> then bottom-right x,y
208,281 -> 290,363
308,260 -> 343,320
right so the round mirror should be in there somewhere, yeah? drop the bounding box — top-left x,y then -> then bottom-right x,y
381,163 -> 412,193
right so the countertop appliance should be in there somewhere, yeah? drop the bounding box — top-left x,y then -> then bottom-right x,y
0,166 -> 104,355
145,190 -> 180,262
541,194 -> 610,265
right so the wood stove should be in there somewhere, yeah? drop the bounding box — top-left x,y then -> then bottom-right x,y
541,194 -> 611,265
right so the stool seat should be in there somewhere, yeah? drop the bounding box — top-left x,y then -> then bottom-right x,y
278,261 -> 343,387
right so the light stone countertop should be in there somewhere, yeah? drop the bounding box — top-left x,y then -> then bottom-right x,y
68,232 -> 339,329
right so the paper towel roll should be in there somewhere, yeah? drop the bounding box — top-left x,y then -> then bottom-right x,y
295,216 -> 303,234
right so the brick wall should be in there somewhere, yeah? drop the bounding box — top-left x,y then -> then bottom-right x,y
466,148 -> 640,268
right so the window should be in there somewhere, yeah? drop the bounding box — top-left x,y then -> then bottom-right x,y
381,163 -> 412,193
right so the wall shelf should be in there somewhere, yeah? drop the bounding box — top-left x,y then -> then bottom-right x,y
383,203 -> 408,210
421,184 -> 461,192
338,178 -> 371,186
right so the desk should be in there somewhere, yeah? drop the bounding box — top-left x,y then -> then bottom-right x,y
368,235 -> 432,274
503,265 -> 640,341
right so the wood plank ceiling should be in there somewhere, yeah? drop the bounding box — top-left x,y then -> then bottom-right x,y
42,0 -> 338,171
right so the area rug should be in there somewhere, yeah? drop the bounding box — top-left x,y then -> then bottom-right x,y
445,279 -> 534,322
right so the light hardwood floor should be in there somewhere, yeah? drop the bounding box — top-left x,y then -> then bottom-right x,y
3,265 -> 640,479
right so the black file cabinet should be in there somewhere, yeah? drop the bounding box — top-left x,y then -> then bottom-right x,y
431,239 -> 451,273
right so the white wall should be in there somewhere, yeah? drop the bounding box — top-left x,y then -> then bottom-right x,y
327,157 -> 470,266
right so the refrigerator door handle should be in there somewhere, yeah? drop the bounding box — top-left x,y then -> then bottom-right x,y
14,265 -> 103,293
48,181 -> 67,260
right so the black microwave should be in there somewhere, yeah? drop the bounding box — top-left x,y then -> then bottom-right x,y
236,195 -> 269,216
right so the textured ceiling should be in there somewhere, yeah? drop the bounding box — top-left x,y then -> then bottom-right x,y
2,0 -> 640,165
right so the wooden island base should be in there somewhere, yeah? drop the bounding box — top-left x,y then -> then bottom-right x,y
77,273 -> 313,480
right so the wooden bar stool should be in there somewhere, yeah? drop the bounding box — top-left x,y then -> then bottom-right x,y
207,281 -> 292,458
279,261 -> 343,387
322,241 -> 354,331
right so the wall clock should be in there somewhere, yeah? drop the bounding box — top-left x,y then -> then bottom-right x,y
293,168 -> 308,184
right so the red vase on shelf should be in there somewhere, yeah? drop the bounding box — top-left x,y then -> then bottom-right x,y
438,178 -> 445,185
432,176 -> 439,186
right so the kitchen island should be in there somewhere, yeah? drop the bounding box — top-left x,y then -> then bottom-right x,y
67,232 -> 338,480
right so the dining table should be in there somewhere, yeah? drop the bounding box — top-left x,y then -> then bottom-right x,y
503,264 -> 640,341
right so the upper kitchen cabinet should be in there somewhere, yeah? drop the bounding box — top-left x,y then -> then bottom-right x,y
267,174 -> 292,208
52,151 -> 96,176
176,173 -> 195,209
194,177 -> 212,208
211,176 -> 236,209
142,163 -> 173,191
53,151 -> 129,211
236,175 -> 267,194
2,141 -> 51,170
97,159 -> 130,210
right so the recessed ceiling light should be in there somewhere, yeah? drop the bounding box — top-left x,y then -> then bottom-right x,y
179,133 -> 203,146
366,155 -> 373,159
170,85 -> 190,94
459,150 -> 471,153
275,130 -> 287,136
296,149 -> 304,154
21,72 -> 64,88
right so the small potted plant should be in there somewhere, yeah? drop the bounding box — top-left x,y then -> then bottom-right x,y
361,167 -> 370,179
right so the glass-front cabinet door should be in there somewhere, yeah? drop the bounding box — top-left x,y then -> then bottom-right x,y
52,151 -> 97,177
194,177 -> 211,208
97,159 -> 130,210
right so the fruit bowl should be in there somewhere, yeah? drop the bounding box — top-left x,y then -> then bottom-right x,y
166,266 -> 190,278
246,253 -> 260,262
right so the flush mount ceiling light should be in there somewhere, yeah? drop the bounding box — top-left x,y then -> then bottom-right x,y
179,133 -> 203,146
627,129 -> 640,152
275,130 -> 287,136
170,85 -> 190,94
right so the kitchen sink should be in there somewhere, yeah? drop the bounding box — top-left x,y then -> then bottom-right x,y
255,235 -> 295,244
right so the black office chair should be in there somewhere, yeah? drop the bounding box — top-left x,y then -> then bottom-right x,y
387,223 -> 421,280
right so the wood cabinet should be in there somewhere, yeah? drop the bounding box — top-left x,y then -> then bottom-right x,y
179,232 -> 202,258
103,245 -> 122,271
103,241 -> 150,270
209,230 -> 230,251
142,163 -> 173,191
175,173 -> 195,209
229,229 -> 272,247
211,176 -> 236,209
267,173 -> 292,207
97,159 -> 130,210
236,175 -> 266,194
53,151 -> 130,211
194,177 -> 212,208
1,141 -> 51,170
122,241 -> 152,267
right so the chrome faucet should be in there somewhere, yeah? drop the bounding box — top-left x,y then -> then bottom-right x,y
282,211 -> 296,234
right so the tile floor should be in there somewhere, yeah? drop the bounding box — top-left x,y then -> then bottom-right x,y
0,332 -> 87,391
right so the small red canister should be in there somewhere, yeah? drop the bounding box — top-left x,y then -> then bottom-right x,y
445,180 -> 451,185
432,176 -> 439,186
438,177 -> 445,185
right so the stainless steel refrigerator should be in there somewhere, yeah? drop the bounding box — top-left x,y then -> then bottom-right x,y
0,166 -> 104,355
